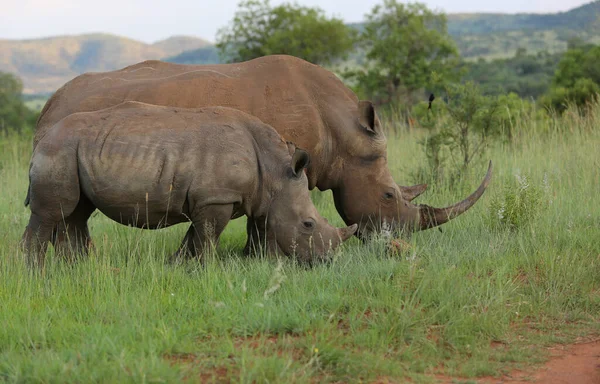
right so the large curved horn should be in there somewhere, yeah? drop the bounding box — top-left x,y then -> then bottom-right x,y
417,161 -> 492,230
399,183 -> 428,201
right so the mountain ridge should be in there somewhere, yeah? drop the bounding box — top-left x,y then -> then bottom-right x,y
447,1 -> 600,35
0,33 -> 211,94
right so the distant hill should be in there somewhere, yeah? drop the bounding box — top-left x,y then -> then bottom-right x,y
150,36 -> 212,57
164,45 -> 220,65
449,1 -> 600,59
447,2 -> 600,35
4,1 -> 600,95
0,33 -> 211,94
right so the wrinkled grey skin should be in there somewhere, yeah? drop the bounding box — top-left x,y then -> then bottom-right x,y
22,102 -> 357,268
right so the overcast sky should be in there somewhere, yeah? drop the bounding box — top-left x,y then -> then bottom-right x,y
1,0 -> 592,43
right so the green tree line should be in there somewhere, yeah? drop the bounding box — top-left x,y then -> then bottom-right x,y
217,0 -> 600,113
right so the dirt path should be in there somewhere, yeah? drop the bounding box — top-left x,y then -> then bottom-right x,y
436,339 -> 600,384
483,339 -> 599,384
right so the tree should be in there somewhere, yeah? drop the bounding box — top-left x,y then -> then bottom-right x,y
0,72 -> 36,133
216,0 -> 356,65
346,0 -> 460,107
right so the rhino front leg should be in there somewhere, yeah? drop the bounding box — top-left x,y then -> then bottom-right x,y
52,196 -> 96,262
172,204 -> 234,263
244,217 -> 268,256
21,213 -> 56,270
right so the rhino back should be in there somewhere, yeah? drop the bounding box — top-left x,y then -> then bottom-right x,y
34,56 -> 357,178
53,104 -> 261,226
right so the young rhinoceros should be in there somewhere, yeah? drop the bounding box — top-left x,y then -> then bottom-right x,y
22,102 -> 357,268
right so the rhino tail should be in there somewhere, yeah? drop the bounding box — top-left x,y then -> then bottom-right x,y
24,167 -> 32,207
24,184 -> 31,207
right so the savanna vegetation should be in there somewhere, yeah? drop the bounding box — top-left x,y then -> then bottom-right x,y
1,0 -> 599,382
1,98 -> 599,382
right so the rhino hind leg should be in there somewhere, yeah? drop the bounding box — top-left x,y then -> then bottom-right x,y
52,195 -> 96,262
23,152 -> 82,269
171,204 -> 234,264
21,213 -> 57,270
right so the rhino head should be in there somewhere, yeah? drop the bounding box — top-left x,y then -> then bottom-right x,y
330,101 -> 492,238
263,144 -> 357,262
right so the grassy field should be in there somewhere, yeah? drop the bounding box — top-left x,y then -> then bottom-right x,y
0,109 -> 599,383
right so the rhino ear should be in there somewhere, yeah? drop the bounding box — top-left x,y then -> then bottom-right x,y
358,100 -> 377,134
290,148 -> 310,177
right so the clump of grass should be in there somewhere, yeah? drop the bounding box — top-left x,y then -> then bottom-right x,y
487,171 -> 548,230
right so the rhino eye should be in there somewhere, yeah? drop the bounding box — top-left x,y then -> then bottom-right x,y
384,192 -> 395,200
303,220 -> 315,230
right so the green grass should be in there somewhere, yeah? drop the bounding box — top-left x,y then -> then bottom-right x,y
1,109 -> 599,383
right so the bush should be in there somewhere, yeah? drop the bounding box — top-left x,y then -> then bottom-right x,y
487,172 -> 548,231
542,78 -> 599,114
542,44 -> 600,113
0,72 -> 37,134
410,81 -> 501,185
407,81 -> 557,186
495,93 -> 549,141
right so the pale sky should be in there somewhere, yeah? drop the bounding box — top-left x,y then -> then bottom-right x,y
0,0 -> 592,43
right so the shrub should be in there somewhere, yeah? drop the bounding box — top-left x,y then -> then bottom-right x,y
542,78 -> 599,114
487,172 -> 549,231
410,81 -> 501,185
0,72 -> 37,134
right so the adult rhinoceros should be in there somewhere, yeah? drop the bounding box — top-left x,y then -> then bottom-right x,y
33,55 -> 491,238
